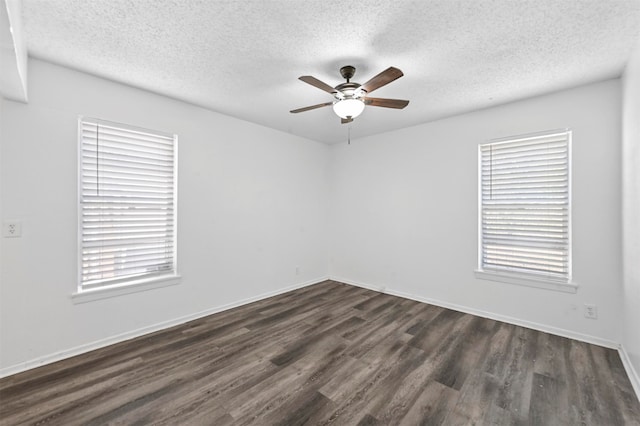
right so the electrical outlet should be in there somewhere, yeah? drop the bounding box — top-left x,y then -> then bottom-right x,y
3,221 -> 22,238
584,304 -> 598,319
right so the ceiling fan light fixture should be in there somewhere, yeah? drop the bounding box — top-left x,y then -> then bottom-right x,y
333,98 -> 365,119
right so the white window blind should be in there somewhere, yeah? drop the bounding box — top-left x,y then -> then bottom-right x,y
79,117 -> 177,291
479,130 -> 571,282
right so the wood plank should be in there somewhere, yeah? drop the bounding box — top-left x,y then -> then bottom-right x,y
398,380 -> 459,426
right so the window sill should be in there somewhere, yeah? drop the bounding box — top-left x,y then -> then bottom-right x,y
474,270 -> 577,294
71,274 -> 181,304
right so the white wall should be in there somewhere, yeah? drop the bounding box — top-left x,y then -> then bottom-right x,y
330,80 -> 622,345
0,94 -> 4,333
622,34 -> 640,385
0,0 -> 29,102
0,57 -> 632,379
0,59 -> 329,372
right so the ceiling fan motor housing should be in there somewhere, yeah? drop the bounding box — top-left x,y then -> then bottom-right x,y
334,82 -> 363,100
336,66 -> 364,101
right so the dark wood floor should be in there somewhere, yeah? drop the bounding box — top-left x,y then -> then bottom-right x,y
1,281 -> 639,425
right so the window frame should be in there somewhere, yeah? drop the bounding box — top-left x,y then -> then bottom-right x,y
475,129 -> 576,293
74,117 -> 180,303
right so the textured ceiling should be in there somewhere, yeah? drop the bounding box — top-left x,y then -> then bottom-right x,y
21,0 -> 640,144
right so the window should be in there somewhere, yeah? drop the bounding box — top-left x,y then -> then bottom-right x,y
477,129 -> 572,290
78,117 -> 178,294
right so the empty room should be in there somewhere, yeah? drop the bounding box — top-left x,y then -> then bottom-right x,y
1,0 -> 640,424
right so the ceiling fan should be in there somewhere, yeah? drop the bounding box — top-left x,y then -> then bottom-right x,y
290,65 -> 409,124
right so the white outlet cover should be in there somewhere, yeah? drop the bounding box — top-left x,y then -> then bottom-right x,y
3,221 -> 22,237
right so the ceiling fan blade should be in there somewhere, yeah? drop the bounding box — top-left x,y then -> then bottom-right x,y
341,117 -> 353,124
361,67 -> 404,94
290,102 -> 333,113
364,97 -> 410,109
299,76 -> 338,95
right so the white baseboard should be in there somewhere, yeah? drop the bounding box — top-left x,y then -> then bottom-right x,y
619,344 -> 640,402
0,276 -> 328,379
331,276 -> 619,350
